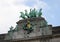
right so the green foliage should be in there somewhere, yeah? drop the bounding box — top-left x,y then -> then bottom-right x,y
19,8 -> 42,19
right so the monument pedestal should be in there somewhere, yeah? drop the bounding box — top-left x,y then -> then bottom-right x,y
5,17 -> 52,41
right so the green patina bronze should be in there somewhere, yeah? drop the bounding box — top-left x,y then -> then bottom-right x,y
14,25 -> 19,31
25,10 -> 30,18
38,8 -> 42,17
9,26 -> 13,32
20,8 -> 42,19
20,12 -> 26,19
30,8 -> 37,17
29,9 -> 32,18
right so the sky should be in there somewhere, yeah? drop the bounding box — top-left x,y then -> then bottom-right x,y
0,0 -> 60,34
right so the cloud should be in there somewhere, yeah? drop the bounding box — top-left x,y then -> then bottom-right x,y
23,0 -> 50,10
14,0 -> 50,10
0,0 -> 30,34
0,0 -> 49,34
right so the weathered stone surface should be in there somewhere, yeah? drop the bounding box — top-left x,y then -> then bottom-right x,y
4,17 -> 52,40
